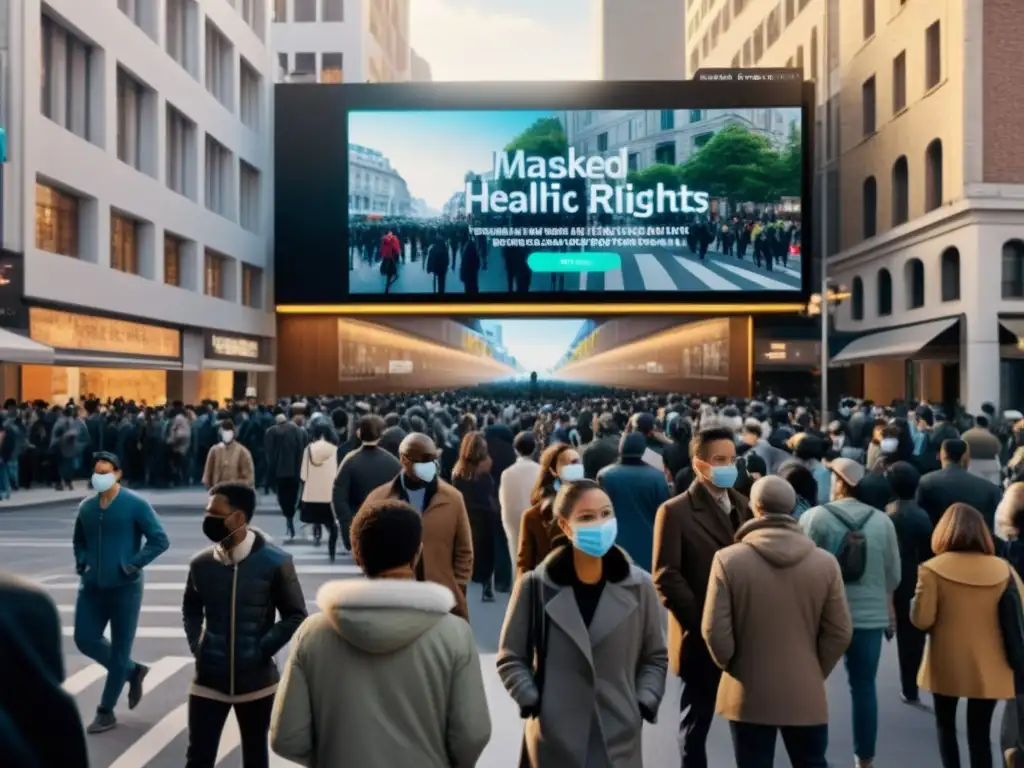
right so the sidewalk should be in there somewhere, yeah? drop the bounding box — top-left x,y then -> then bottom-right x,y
0,485 -> 281,512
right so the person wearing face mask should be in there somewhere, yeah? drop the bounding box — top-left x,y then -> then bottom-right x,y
497,478 -> 668,767
359,432 -> 474,620
517,442 -> 584,576
653,426 -> 753,768
72,452 -> 169,734
202,418 -> 255,489
183,482 -> 307,767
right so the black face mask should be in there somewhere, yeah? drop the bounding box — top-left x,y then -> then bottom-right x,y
203,515 -> 235,544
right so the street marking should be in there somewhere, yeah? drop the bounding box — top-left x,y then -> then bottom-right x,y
62,626 -> 186,639
634,253 -> 676,291
35,574 -> 64,584
604,263 -> 624,290
144,563 -> 361,575
63,663 -> 107,694
216,714 -> 242,764
714,261 -> 796,290
57,604 -> 181,613
47,582 -> 185,591
672,256 -> 740,290
777,265 -> 801,279
0,540 -> 73,547
109,703 -> 188,768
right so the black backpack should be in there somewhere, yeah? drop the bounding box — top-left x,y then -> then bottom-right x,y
824,504 -> 873,583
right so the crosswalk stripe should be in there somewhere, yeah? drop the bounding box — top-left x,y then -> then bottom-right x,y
47,582 -> 184,591
777,264 -> 800,279
633,253 -> 676,290
58,604 -> 181,613
109,702 -> 188,768
604,263 -> 624,290
143,564 -> 361,575
62,626 -> 186,638
63,663 -> 107,694
672,256 -> 740,290
714,261 -> 796,290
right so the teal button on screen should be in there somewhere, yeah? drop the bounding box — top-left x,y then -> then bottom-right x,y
527,252 -> 621,273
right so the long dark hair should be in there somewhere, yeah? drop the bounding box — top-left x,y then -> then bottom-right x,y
530,442 -> 577,506
452,431 -> 489,481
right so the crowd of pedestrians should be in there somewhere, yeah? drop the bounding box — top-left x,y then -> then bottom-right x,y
2,383 -> 1024,767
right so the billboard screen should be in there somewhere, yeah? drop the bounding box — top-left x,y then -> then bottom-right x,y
275,80 -> 814,313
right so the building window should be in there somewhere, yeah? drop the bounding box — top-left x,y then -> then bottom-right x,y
204,250 -> 226,298
742,39 -> 752,66
242,264 -> 263,308
691,50 -> 701,73
164,234 -> 182,286
110,213 -> 140,274
240,59 -> 261,131
597,132 -> 609,152
204,19 -> 233,108
877,268 -> 893,316
689,109 -> 702,123
694,132 -> 713,149
940,247 -> 960,302
796,45 -> 804,72
240,162 -> 261,233
851,277 -> 864,320
35,183 -> 80,258
205,135 -> 233,218
862,76 -> 876,135
862,176 -> 877,239
702,33 -> 709,58
892,51 -> 907,113
627,153 -> 639,171
925,21 -> 941,89
660,110 -> 675,131
863,0 -> 875,38
41,16 -> 93,141
753,23 -> 764,61
166,0 -> 199,77
904,258 -> 925,309
925,139 -> 943,212
785,0 -> 795,25
295,52 -> 316,75
294,0 -> 316,22
655,142 -> 676,165
240,0 -> 262,36
166,104 -> 196,199
322,0 -> 344,21
1002,240 -> 1024,299
116,68 -> 145,171
273,0 -> 286,22
810,27 -> 818,80
892,155 -> 909,225
322,53 -> 343,83
767,7 -> 780,47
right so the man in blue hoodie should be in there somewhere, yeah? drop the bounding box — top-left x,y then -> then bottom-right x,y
72,450 -> 170,734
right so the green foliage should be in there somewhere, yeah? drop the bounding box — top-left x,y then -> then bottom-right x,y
627,163 -> 686,191
503,117 -> 568,158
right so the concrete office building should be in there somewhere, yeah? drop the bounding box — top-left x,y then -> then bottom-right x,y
411,48 -> 432,82
272,0 -> 411,83
0,0 -> 277,406
348,144 -> 412,217
687,0 -> 1024,412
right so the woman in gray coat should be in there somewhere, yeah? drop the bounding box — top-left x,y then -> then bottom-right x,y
497,479 -> 668,768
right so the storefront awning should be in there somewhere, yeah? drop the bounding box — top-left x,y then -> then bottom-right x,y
831,317 -> 959,366
201,359 -> 275,373
0,328 -> 54,365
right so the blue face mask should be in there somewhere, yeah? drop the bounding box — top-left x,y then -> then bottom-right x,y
92,472 -> 117,493
571,518 -> 618,558
708,464 -> 738,489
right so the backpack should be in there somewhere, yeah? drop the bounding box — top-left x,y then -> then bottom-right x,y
824,503 -> 873,583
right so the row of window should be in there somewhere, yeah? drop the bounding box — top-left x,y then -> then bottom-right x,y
35,183 -> 264,308
861,22 -> 941,136
848,240 -> 1024,321
119,0 -> 264,42
861,139 -> 943,239
273,0 -> 345,23
279,51 -> 344,82
690,0 -> 814,74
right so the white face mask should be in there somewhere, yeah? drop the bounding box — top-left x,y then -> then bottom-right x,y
879,437 -> 899,455
221,430 -> 234,444
832,435 -> 845,449
413,461 -> 437,483
559,463 -> 585,483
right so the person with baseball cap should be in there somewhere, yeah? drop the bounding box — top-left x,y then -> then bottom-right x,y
799,457 -> 901,768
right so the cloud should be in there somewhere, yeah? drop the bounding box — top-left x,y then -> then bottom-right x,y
410,0 -> 598,82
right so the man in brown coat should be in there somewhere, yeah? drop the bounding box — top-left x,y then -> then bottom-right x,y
702,476 -> 853,766
360,433 -> 475,620
653,425 -> 752,768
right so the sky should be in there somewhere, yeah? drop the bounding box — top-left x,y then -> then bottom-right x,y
491,319 -> 585,372
409,0 -> 600,83
349,110 -> 555,210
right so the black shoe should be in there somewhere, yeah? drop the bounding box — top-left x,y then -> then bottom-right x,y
482,585 -> 495,602
128,663 -> 149,710
86,711 -> 117,734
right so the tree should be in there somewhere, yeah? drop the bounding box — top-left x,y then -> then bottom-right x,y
627,163 -> 686,192
777,123 -> 802,198
679,123 -> 790,205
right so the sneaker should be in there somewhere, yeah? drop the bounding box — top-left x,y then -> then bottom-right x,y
86,711 -> 117,734
128,663 -> 149,710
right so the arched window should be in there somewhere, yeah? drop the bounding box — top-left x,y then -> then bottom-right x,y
892,156 -> 909,226
851,276 -> 865,320
862,176 -> 877,239
1003,240 -> 1024,298
877,268 -> 893,316
904,258 -> 925,309
941,247 -> 960,302
925,139 -> 943,212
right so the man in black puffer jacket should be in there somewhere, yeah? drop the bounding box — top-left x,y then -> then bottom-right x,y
182,482 -> 307,767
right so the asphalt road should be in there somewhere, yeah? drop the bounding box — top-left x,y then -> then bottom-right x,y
2,500 -> 1004,766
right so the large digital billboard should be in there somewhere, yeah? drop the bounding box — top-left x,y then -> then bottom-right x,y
275,80 -> 814,313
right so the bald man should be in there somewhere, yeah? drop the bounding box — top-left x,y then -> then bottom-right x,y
359,433 -> 474,619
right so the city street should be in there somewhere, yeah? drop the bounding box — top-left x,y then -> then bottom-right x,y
348,243 -> 802,295
0,498 -> 1000,767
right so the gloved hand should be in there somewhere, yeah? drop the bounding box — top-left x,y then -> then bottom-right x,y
121,563 -> 139,577
75,562 -> 88,576
639,702 -> 657,724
